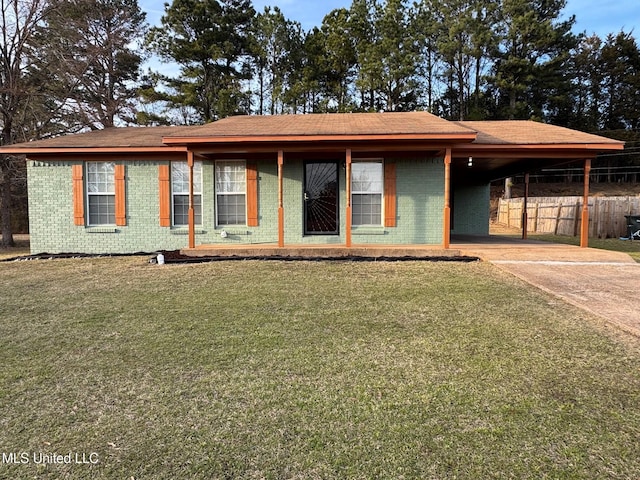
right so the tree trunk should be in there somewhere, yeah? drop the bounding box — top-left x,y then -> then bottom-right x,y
509,89 -> 516,120
504,177 -> 512,199
0,162 -> 15,247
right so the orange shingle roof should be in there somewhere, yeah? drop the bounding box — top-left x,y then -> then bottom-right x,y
0,114 -> 624,153
458,120 -> 622,145
182,112 -> 475,137
6,126 -> 191,149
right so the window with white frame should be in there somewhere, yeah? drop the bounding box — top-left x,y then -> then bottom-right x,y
87,162 -> 115,225
215,160 -> 246,226
172,161 -> 202,226
352,161 -> 383,226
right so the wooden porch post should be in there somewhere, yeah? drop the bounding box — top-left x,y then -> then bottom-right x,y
346,149 -> 352,247
278,150 -> 284,247
443,148 -> 452,249
580,158 -> 592,248
187,149 -> 195,249
522,173 -> 529,240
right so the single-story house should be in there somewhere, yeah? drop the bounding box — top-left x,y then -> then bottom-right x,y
0,112 -> 624,254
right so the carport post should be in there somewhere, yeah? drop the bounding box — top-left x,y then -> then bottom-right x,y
580,158 -> 592,248
522,173 -> 529,240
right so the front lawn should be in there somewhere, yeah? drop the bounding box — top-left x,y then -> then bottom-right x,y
0,258 -> 639,479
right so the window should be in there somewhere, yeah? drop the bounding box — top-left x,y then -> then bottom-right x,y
216,161 -> 246,226
352,161 -> 383,226
172,162 -> 202,226
87,162 -> 115,225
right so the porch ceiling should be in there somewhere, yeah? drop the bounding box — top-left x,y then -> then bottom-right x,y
451,153 -> 596,182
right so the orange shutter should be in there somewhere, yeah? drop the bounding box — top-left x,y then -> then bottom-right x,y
158,164 -> 171,227
72,164 -> 85,226
384,162 -> 396,227
115,164 -> 127,226
246,162 -> 259,227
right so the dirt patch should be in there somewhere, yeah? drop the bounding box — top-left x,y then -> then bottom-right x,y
491,182 -> 640,199
0,234 -> 30,260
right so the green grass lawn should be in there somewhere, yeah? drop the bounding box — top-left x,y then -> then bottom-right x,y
1,257 -> 639,479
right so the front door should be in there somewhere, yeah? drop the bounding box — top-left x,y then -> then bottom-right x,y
304,161 -> 339,235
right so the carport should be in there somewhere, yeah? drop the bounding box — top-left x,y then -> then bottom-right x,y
451,120 -> 624,248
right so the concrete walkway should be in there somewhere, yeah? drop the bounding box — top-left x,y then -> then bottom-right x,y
454,236 -> 640,338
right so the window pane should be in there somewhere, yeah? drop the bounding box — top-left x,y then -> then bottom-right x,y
88,195 -> 115,225
171,163 -> 188,194
87,162 -> 115,194
352,162 -> 383,193
173,195 -> 189,226
352,193 -> 382,226
216,161 -> 245,193
173,194 -> 202,226
217,194 -> 246,225
172,162 -> 202,194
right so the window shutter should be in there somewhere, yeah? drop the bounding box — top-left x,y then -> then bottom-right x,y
246,162 -> 259,227
115,164 -> 127,226
384,162 -> 396,227
72,164 -> 85,226
158,165 -> 171,227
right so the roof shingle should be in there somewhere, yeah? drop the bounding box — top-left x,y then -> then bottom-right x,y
457,120 -> 622,145
181,112 -> 475,137
6,126 -> 191,149
0,114 -> 623,153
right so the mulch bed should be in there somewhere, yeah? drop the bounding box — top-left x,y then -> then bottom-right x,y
2,250 -> 480,264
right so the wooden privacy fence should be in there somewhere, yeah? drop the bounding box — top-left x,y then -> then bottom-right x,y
497,196 -> 640,238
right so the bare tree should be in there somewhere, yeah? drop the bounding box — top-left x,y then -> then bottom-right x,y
34,0 -> 147,129
0,0 -> 50,246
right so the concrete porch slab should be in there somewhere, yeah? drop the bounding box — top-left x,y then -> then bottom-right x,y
452,235 -> 636,263
181,244 -> 465,259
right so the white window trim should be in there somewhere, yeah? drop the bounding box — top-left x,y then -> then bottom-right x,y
171,161 -> 203,227
215,160 -> 247,227
86,161 -> 116,226
351,159 -> 384,227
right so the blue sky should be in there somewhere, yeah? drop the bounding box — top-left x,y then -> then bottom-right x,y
141,0 -> 639,38
251,0 -> 638,37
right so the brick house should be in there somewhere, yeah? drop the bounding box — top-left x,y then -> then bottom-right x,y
0,112 -> 624,254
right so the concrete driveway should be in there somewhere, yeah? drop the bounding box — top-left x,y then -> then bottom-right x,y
454,236 -> 640,337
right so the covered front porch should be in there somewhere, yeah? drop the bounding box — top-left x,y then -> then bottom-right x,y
158,115 -> 624,255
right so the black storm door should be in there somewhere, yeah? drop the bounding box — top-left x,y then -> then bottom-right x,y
304,161 -> 339,235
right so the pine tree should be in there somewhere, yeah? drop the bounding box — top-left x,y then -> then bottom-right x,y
488,0 -> 576,120
147,0 -> 255,122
